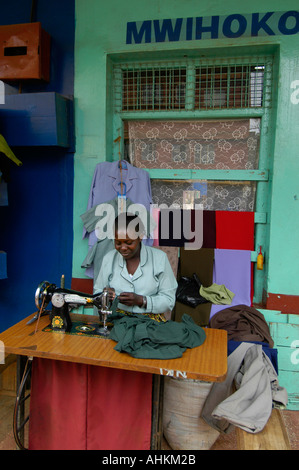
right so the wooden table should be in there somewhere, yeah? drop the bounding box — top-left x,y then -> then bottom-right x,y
0,312 -> 227,449
0,313 -> 227,382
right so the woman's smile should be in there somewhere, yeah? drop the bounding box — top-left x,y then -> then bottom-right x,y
114,231 -> 141,260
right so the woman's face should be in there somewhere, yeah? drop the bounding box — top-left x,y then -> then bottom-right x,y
114,229 -> 141,260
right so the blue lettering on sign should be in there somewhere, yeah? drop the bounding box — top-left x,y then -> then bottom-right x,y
278,11 -> 299,35
222,14 -> 248,38
153,18 -> 183,42
196,16 -> 219,39
126,20 -> 151,44
251,12 -> 275,36
126,10 -> 299,44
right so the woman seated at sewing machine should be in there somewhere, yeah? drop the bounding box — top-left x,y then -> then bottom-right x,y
94,213 -> 177,321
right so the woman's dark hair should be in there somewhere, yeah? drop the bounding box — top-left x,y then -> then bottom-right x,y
114,212 -> 145,239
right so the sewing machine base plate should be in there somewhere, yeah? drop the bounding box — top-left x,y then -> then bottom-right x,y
43,320 -> 113,339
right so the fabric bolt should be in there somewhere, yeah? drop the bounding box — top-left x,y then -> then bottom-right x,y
215,210 -> 255,250
158,209 -> 215,248
199,283 -> 235,305
209,304 -> 274,347
179,248 -> 215,286
29,358 -> 153,450
202,210 -> 216,248
94,244 -> 178,315
109,312 -> 206,359
158,209 -> 203,249
210,249 -> 252,318
201,342 -> 288,434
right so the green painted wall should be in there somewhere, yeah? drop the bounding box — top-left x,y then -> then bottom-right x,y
73,0 -> 299,301
267,41 -> 299,296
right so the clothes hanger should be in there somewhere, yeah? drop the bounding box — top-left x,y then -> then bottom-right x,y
118,159 -> 128,170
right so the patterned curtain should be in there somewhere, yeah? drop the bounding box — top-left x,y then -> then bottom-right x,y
128,119 -> 260,170
127,119 -> 259,211
150,180 -> 256,211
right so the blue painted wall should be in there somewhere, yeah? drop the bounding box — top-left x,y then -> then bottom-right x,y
0,0 -> 75,332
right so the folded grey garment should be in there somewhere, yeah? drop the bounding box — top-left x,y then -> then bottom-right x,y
201,342 -> 288,434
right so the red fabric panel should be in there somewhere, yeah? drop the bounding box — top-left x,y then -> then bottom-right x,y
215,211 -> 255,250
29,358 -> 153,450
86,366 -> 152,450
29,358 -> 88,450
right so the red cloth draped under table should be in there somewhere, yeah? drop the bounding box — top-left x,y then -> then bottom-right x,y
29,358 -> 153,450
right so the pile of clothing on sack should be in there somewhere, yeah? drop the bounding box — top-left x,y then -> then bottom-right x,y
201,304 -> 288,434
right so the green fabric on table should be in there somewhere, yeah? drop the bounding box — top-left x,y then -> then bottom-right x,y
109,312 -> 206,359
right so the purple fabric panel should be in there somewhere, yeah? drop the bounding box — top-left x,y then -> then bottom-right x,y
210,249 -> 251,318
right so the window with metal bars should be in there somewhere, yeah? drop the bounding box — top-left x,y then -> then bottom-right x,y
122,68 -> 186,111
195,65 -> 265,109
114,59 -> 272,112
112,56 -> 273,304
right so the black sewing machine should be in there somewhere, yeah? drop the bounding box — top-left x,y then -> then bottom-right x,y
31,280 -> 113,335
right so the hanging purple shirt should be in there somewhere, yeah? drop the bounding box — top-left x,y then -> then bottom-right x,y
83,160 -> 152,240
81,160 -> 153,278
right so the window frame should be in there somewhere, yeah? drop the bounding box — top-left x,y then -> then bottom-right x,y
111,55 -> 274,304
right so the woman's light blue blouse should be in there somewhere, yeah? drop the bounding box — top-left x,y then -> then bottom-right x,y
94,244 -> 178,314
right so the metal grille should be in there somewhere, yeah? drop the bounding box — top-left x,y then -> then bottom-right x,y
195,64 -> 268,109
120,66 -> 186,111
113,58 -> 272,112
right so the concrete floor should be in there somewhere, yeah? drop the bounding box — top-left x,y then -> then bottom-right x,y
0,393 -> 298,450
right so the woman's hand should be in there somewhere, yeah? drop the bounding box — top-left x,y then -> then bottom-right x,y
119,292 -> 143,307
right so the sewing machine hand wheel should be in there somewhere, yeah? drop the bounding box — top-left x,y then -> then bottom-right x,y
34,281 -> 51,310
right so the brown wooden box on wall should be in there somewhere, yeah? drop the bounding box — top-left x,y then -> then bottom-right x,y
0,22 -> 50,81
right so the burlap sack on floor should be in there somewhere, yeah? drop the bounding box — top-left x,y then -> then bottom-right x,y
163,377 -> 220,450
